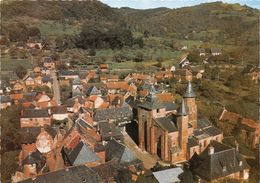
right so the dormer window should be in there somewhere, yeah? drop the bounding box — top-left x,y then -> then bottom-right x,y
223,166 -> 227,172
239,161 -> 243,166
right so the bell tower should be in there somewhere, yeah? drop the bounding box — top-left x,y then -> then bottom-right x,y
177,100 -> 189,160
183,81 -> 197,129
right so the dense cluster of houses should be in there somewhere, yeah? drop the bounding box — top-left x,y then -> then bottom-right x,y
0,54 -> 257,183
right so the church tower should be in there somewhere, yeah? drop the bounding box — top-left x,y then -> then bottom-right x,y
177,100 -> 189,160
183,81 -> 197,129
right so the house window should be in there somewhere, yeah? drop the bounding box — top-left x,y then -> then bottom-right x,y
157,109 -> 160,113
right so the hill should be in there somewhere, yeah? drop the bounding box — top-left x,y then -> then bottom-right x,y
1,1 -> 258,46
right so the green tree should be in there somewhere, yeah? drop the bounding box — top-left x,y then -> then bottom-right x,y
14,65 -> 27,79
1,151 -> 19,183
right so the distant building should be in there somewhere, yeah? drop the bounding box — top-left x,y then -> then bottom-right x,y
211,48 -> 221,56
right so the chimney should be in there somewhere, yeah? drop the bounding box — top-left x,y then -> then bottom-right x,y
48,108 -> 51,115
235,140 -> 239,151
208,145 -> 214,155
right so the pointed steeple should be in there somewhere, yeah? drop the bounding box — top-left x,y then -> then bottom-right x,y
184,81 -> 195,98
177,100 -> 187,116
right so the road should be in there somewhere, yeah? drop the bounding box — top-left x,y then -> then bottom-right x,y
51,70 -> 61,105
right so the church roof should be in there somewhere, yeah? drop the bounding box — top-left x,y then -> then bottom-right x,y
177,100 -> 187,116
184,81 -> 196,98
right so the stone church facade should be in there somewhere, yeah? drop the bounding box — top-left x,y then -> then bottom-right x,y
137,82 -> 223,164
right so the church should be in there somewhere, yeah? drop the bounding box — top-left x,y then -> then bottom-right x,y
137,81 -> 223,164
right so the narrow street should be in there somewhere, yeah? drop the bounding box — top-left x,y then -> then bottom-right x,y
123,133 -> 158,169
51,70 -> 61,105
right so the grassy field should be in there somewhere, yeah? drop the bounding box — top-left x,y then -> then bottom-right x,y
1,58 -> 32,71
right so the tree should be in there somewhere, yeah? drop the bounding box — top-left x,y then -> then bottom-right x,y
0,105 -> 21,153
135,63 -> 145,71
134,52 -> 144,62
1,151 -> 19,183
28,27 -> 41,38
135,37 -> 144,48
89,49 -> 96,56
8,23 -> 28,42
14,65 -> 27,79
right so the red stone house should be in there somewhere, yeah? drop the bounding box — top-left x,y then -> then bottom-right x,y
20,109 -> 52,128
218,108 -> 260,149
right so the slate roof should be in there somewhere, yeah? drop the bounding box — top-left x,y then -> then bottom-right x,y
21,109 -> 49,118
85,86 -> 102,96
177,100 -> 187,116
0,95 -> 12,103
19,126 -> 58,144
75,118 -> 93,129
184,81 -> 196,98
92,161 -> 117,182
62,141 -> 100,166
105,139 -> 141,166
197,117 -> 212,129
152,167 -> 183,183
154,117 -> 178,133
42,75 -> 53,83
22,150 -> 46,172
93,106 -> 132,122
188,136 -> 199,148
99,122 -> 123,141
19,127 -> 41,144
59,70 -> 79,76
20,165 -> 103,183
203,126 -> 222,137
161,102 -> 178,111
190,141 -> 249,181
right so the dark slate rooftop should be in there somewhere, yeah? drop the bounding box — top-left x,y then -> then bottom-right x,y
20,165 -> 103,183
22,150 -> 46,172
177,100 -> 187,116
197,117 -> 212,129
161,102 -> 178,111
203,126 -> 222,137
105,139 -> 141,166
21,109 -> 49,118
62,141 -> 100,166
184,81 -> 196,98
154,117 -> 178,133
188,136 -> 199,148
99,122 -> 123,141
0,95 -> 12,103
93,106 -> 132,122
19,126 -> 58,144
190,141 -> 249,181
